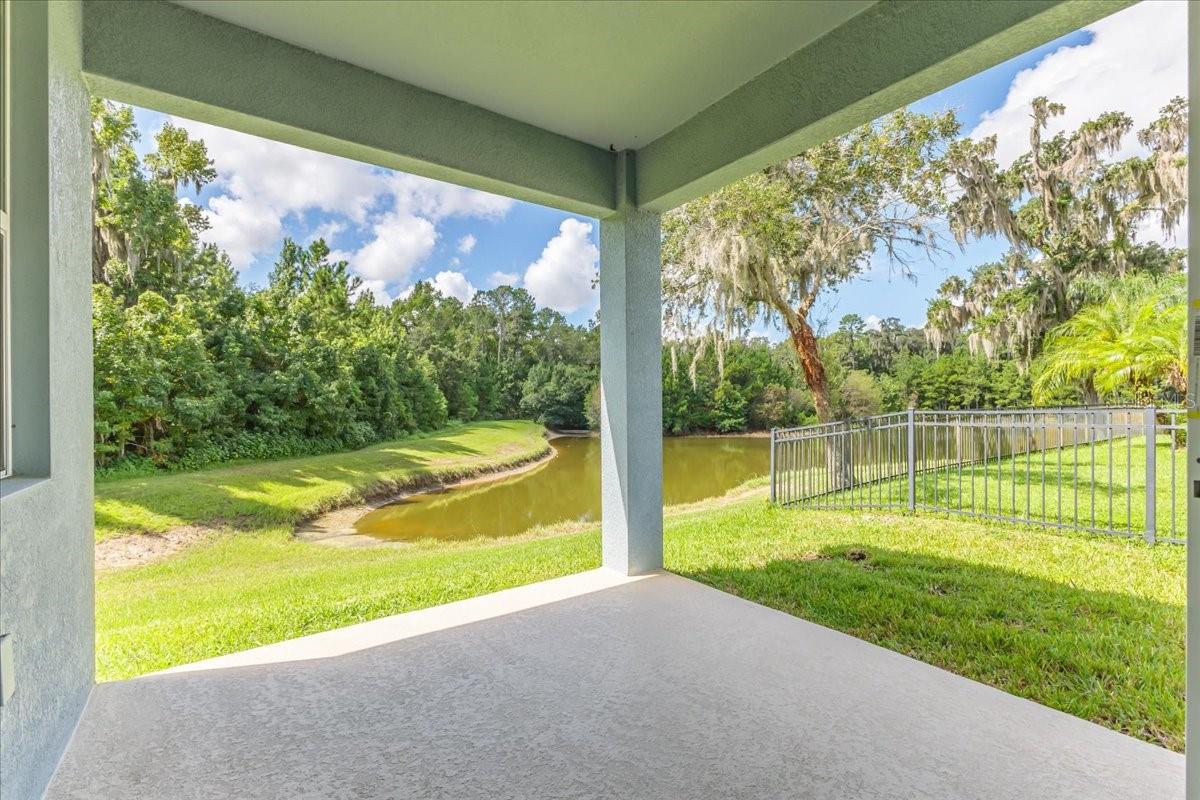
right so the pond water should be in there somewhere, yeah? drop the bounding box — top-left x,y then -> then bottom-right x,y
354,435 -> 769,542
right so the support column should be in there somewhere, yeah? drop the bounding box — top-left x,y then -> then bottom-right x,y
1186,3 -> 1198,796
599,151 -> 662,575
0,3 -> 94,800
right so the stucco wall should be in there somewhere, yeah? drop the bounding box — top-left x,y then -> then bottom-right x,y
0,2 -> 94,798
1186,4 -> 1199,796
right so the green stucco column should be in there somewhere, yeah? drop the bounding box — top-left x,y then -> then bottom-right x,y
599,151 -> 663,575
1186,2 -> 1198,795
0,2 -> 94,800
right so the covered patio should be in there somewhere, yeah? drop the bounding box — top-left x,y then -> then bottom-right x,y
46,570 -> 1182,799
2,1 -> 1196,798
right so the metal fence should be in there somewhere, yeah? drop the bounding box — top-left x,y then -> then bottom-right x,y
769,407 -> 1186,544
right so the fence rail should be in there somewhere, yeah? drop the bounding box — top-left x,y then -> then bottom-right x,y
769,407 -> 1186,544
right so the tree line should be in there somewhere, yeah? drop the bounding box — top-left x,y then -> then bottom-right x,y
91,101 -> 602,472
91,92 -> 1188,473
664,97 -> 1189,423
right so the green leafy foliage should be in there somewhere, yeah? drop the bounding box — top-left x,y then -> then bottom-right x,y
519,362 -> 593,430
90,91 -> 1188,472
665,108 -> 963,422
1033,273 -> 1187,405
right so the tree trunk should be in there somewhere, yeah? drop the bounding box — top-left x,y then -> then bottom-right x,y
785,309 -> 852,490
1081,375 -> 1100,406
93,225 -> 110,284
786,312 -> 833,423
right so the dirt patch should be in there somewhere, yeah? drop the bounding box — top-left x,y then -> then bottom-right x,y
296,446 -> 558,547
95,526 -> 220,571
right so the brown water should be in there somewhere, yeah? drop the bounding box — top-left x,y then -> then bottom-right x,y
354,435 -> 769,542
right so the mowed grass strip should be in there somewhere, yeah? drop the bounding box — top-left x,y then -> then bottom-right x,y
97,494 -> 1184,750
93,420 -> 550,540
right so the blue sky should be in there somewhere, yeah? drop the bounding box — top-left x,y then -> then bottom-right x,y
130,1 -> 1187,335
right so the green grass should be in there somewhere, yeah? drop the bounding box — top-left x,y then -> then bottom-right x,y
96,525 -> 601,680
97,493 -> 1184,751
781,436 -> 1188,540
669,503 -> 1184,751
94,420 -> 550,541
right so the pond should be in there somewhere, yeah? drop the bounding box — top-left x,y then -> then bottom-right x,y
354,435 -> 769,542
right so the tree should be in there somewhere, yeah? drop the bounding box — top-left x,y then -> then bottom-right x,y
712,380 -> 748,432
928,97 -> 1188,364
91,99 -> 219,299
664,109 -> 960,423
584,383 -> 601,431
748,383 -> 801,430
519,363 -> 592,430
87,103 -> 614,471
93,286 -> 227,464
468,286 -> 538,414
1033,274 -> 1186,405
838,370 -> 882,419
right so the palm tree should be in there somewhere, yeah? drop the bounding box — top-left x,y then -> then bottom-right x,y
1033,275 -> 1186,405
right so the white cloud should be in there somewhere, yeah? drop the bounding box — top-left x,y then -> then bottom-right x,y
333,212 -> 437,284
969,2 -> 1187,167
967,1 -> 1188,251
457,234 -> 477,255
183,119 -> 384,221
1135,210 -> 1188,250
523,218 -> 599,314
864,315 -> 883,331
431,270 -> 477,304
489,271 -> 521,288
388,173 -> 513,220
202,195 -> 282,269
166,116 -> 515,274
307,219 -> 347,246
170,118 -> 381,269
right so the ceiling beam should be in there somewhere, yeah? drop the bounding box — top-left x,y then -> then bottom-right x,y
636,0 -> 1134,212
81,0 -> 617,218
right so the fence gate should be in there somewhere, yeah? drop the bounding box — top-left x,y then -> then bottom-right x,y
769,407 -> 1185,544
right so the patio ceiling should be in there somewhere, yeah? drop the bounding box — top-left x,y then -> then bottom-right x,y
171,0 -> 875,152
81,1 -> 1132,215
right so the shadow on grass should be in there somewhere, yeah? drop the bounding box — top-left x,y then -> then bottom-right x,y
94,426 -> 536,535
677,544 -> 1183,750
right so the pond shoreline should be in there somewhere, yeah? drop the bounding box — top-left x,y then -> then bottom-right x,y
95,426 -> 772,565
94,423 -> 554,569
326,434 -> 770,546
295,441 -> 561,548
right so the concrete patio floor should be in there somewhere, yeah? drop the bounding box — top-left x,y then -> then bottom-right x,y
47,569 -> 1181,799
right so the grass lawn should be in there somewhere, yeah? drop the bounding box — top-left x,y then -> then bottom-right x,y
97,489 -> 1184,750
96,524 -> 601,680
670,503 -> 1183,751
94,420 -> 550,540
